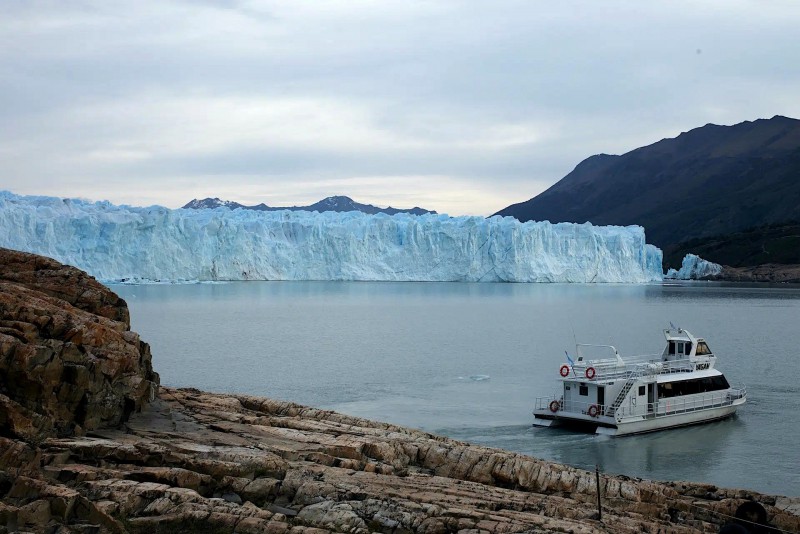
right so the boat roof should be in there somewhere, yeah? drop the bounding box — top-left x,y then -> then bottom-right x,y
664,327 -> 704,344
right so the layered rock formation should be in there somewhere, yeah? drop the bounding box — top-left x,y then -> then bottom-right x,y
1,248 -> 798,533
0,248 -> 159,440
2,389 -> 799,533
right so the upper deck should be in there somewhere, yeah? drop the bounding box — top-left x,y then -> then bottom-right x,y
561,327 -> 718,383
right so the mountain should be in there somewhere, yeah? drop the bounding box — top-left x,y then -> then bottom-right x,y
182,198 -> 248,210
182,195 -> 435,216
495,116 -> 800,268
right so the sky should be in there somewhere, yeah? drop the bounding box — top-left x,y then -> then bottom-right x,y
1,1 -> 799,216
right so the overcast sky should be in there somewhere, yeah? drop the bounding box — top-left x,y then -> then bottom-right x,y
1,1 -> 799,216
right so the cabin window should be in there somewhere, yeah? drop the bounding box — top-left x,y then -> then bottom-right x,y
579,385 -> 589,396
668,342 -> 676,355
657,376 -> 730,398
684,342 -> 692,355
638,385 -> 646,396
696,342 -> 712,355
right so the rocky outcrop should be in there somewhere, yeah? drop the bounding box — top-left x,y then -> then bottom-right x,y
714,264 -> 800,283
0,248 -> 159,440
2,388 -> 798,533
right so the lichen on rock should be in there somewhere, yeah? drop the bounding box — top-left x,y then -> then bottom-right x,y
0,248 -> 159,440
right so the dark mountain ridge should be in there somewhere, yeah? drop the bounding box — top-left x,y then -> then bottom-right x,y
495,115 -> 800,268
183,195 -> 435,216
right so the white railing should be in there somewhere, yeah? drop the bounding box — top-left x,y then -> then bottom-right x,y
535,385 -> 746,421
613,387 -> 746,419
569,357 -> 702,381
534,396 -> 608,418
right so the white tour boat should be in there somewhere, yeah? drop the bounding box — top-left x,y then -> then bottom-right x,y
532,326 -> 746,436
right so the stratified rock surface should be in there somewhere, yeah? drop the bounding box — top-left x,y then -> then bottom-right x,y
1,248 -> 798,533
0,248 -> 159,440
2,389 -> 799,533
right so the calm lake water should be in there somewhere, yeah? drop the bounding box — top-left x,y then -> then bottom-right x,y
113,281 -> 800,496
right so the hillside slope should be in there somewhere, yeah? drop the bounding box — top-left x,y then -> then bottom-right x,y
495,116 -> 800,267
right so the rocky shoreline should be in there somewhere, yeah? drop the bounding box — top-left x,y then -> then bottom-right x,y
1,248 -> 799,533
714,264 -> 800,284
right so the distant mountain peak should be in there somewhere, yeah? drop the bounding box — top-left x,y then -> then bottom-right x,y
182,198 -> 246,210
182,195 -> 436,216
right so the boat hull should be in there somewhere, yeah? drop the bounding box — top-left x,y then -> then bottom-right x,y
533,398 -> 744,436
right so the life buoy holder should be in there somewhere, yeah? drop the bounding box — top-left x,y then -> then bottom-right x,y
549,400 -> 560,413
588,404 -> 599,418
559,365 -> 570,377
585,367 -> 596,380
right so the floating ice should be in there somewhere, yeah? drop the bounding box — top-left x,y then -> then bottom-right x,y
0,191 -> 664,283
664,254 -> 723,280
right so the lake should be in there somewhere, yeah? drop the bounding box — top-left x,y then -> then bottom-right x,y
113,281 -> 800,496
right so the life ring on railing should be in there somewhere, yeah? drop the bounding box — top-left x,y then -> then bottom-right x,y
559,365 -> 570,377
588,404 -> 599,418
585,367 -> 596,380
549,400 -> 560,413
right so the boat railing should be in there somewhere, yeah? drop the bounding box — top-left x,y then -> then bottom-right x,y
614,388 -> 747,419
569,356 -> 699,381
534,396 -> 608,418
535,385 -> 746,420
728,384 -> 747,400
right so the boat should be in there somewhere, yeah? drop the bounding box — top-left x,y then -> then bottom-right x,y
532,326 -> 746,436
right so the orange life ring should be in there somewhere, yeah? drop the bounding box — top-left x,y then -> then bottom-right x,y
559,365 -> 570,377
588,404 -> 599,417
585,367 -> 596,379
549,400 -> 560,413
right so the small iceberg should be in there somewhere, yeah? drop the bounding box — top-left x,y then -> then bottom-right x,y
454,375 -> 491,381
665,254 -> 722,280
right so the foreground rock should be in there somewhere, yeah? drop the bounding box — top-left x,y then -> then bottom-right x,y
2,388 -> 799,533
0,248 -> 159,440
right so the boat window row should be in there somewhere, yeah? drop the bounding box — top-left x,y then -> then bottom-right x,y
668,341 -> 692,356
657,375 -> 730,398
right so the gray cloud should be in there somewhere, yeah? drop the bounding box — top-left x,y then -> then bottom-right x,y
1,1 -> 799,215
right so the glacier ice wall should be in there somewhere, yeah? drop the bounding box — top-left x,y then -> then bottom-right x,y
665,254 -> 723,280
0,192 -> 663,283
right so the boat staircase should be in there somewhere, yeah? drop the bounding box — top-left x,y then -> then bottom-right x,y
606,378 -> 636,418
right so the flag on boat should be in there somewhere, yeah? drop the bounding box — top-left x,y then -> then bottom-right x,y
565,350 -> 575,367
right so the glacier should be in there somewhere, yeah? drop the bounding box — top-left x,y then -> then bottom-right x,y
665,254 -> 723,280
0,192 -> 664,283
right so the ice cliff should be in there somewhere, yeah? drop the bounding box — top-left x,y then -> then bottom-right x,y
0,192 -> 663,283
665,254 -> 723,280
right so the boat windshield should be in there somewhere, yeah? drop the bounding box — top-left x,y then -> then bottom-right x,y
696,342 -> 712,355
